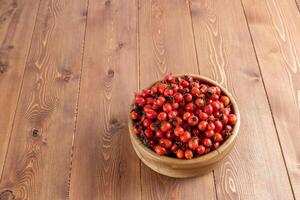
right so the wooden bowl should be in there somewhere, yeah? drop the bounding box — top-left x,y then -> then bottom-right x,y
128,74 -> 240,178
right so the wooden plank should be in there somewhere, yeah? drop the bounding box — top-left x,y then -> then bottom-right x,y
0,0 -> 88,199
0,0 -> 40,175
139,0 -> 216,199
241,0 -> 300,197
69,0 -> 140,199
190,0 -> 294,199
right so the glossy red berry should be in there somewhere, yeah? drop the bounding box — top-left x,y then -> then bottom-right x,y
154,145 -> 166,155
131,111 -> 139,120
196,145 -> 205,155
185,149 -> 193,159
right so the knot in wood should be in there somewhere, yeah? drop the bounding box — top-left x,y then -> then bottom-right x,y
105,0 -> 111,6
107,69 -> 114,78
32,129 -> 39,137
0,190 -> 15,200
0,64 -> 8,74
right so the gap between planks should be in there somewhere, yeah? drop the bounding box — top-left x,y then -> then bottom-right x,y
66,0 -> 91,198
238,0 -> 296,199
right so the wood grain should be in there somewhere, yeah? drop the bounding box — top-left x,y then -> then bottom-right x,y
0,0 -> 88,199
190,0 -> 294,199
241,0 -> 300,197
295,0 -> 300,12
0,0 -> 41,176
69,0 -> 141,199
139,0 -> 216,199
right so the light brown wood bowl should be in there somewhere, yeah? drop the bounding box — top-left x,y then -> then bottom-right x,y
128,74 -> 240,178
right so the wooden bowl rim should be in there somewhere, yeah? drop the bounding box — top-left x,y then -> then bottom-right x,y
128,74 -> 240,165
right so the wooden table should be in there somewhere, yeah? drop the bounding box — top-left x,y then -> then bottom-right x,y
0,0 -> 299,199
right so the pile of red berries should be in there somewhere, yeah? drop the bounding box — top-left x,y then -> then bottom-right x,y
130,74 -> 237,159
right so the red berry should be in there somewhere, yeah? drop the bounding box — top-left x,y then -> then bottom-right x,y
135,96 -> 145,106
195,108 -> 201,116
200,84 -> 208,93
188,116 -> 199,126
202,138 -> 212,147
199,112 -> 208,121
154,145 -> 166,155
174,126 -> 184,137
133,128 -> 141,135
184,93 -> 193,102
150,84 -> 158,94
191,82 -> 200,88
149,123 -> 156,131
156,96 -> 166,106
142,89 -> 151,97
183,112 -> 192,121
228,114 -> 237,125
176,149 -> 184,159
220,107 -> 231,115
185,149 -> 193,159
155,130 -> 164,138
206,87 -> 215,97
207,122 -> 215,131
158,83 -> 167,94
214,142 -> 220,149
212,94 -> 219,101
214,87 -> 221,95
173,117 -> 183,126
214,133 -> 223,142
225,125 -> 232,131
220,114 -> 229,125
172,84 -> 179,93
185,102 -> 195,112
191,87 -> 201,97
181,80 -> 189,88
205,130 -> 214,138
165,73 -> 174,83
180,131 -> 191,143
159,138 -> 172,148
188,137 -> 199,150
168,110 -> 178,119
198,121 -> 208,131
157,112 -> 167,121
144,129 -> 153,139
171,102 -> 179,109
211,101 -> 221,112
143,118 -> 152,127
131,111 -> 139,120
165,131 -> 174,140
145,109 -> 157,119
174,93 -> 184,102
203,105 -> 213,115
163,103 -> 173,112
171,144 -> 179,152
205,147 -> 211,153
213,111 -> 222,118
196,145 -> 205,155
220,96 -> 230,106
160,122 -> 172,132
214,120 -> 223,132
195,98 -> 205,107
164,88 -> 174,97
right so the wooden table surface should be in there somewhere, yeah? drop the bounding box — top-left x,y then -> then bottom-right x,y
0,0 -> 299,199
